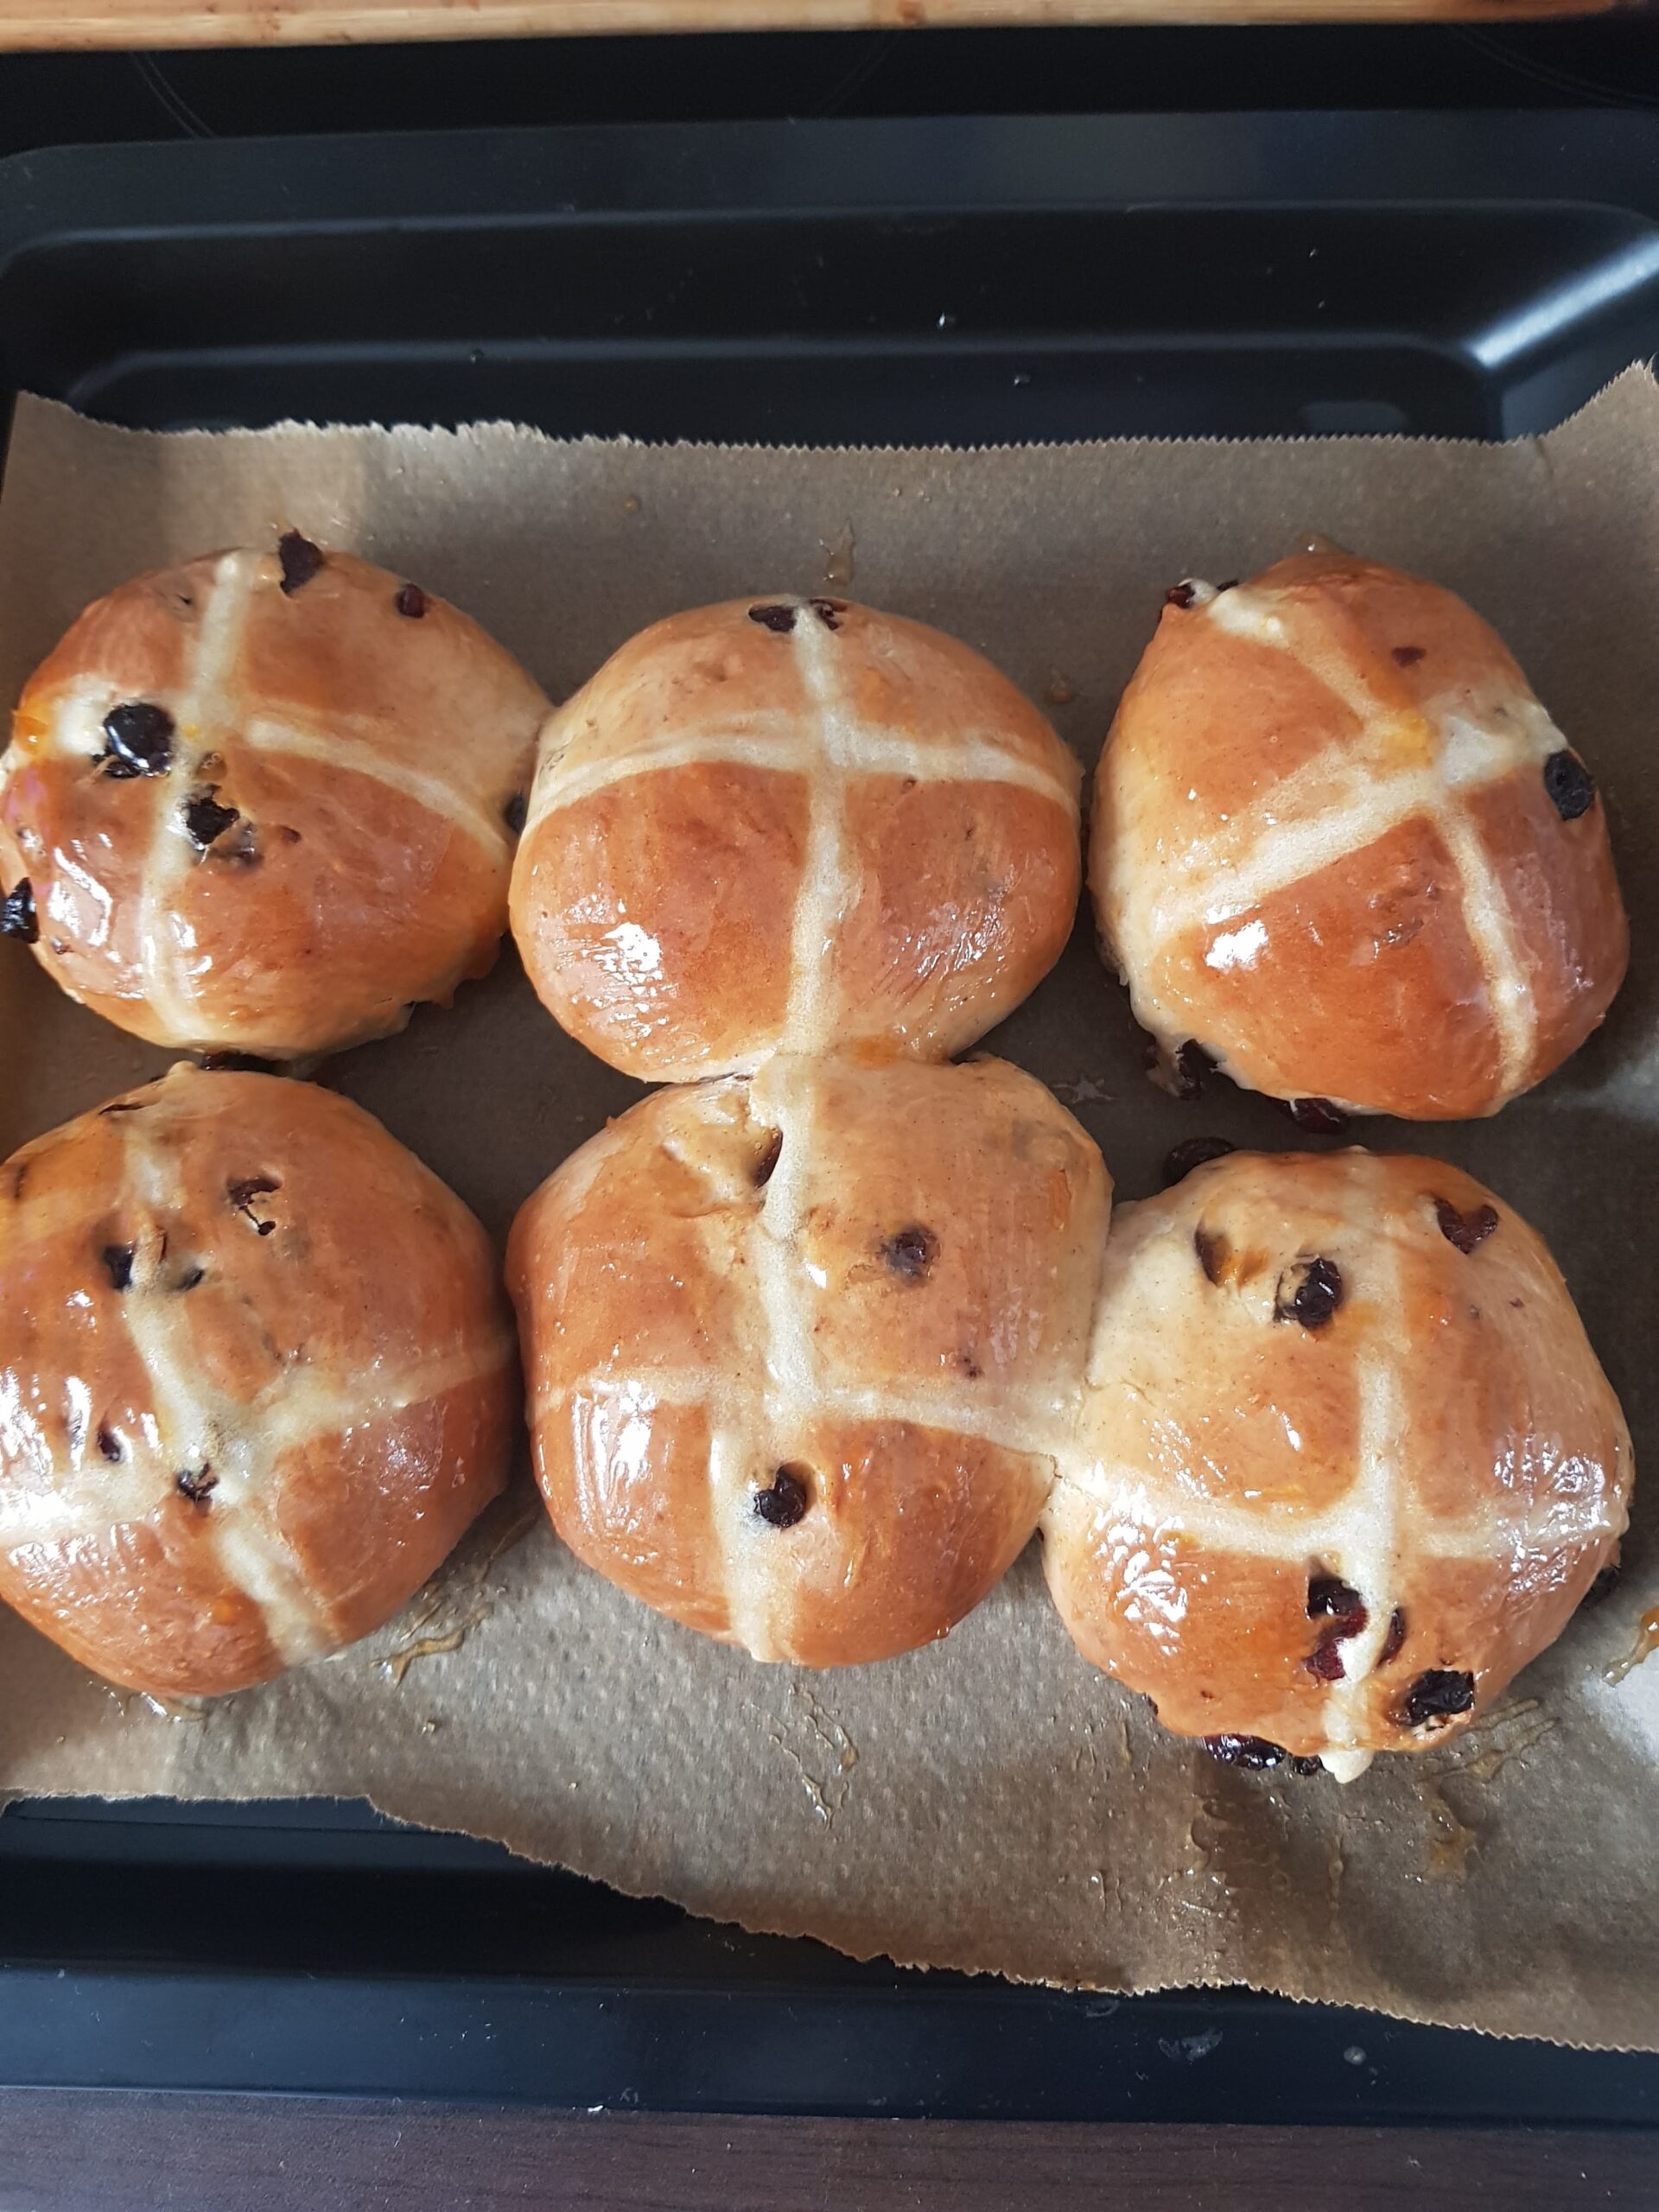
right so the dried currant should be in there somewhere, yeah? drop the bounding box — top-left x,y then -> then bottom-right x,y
502,792 -> 528,835
881,1225 -> 938,1281
748,603 -> 797,633
395,582 -> 428,620
1307,1577 -> 1368,1634
1280,1096 -> 1350,1136
1581,1562 -> 1621,1610
753,1466 -> 810,1528
1542,751 -> 1596,822
1276,1255 -> 1344,1330
810,599 -> 846,630
1,879 -> 37,944
1162,1135 -> 1235,1188
175,1465 -> 219,1506
183,792 -> 240,851
1401,1669 -> 1475,1729
1435,1198 -> 1499,1255
278,531 -> 325,594
101,701 -> 175,779
1391,645 -> 1426,667
1204,1734 -> 1287,1770
228,1175 -> 280,1234
101,1243 -> 136,1292
1379,1608 -> 1407,1665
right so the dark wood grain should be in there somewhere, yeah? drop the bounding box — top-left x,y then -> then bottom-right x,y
0,2097 -> 1654,2212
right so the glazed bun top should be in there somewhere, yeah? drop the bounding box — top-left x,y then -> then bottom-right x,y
1092,548 -> 1627,1120
508,1053 -> 1110,1666
0,1063 -> 516,1697
510,594 -> 1082,1081
0,538 -> 549,1059
1041,1147 -> 1631,1775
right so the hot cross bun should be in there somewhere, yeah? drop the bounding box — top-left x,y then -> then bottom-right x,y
1042,1147 -> 1631,1777
1091,549 -> 1627,1120
0,537 -> 549,1060
510,596 -> 1082,1079
0,1064 -> 516,1696
507,1055 -> 1109,1665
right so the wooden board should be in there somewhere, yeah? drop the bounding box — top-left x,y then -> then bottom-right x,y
4,2100 -> 1659,2212
0,0 -> 1634,51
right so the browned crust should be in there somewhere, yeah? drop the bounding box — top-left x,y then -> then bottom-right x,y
0,1065 -> 516,1696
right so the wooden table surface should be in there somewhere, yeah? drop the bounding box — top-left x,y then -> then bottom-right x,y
1,2096 -> 1656,2210
0,0 -> 1633,50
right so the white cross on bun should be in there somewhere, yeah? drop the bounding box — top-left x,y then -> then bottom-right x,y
509,596 -> 1082,1080
507,1054 -> 1109,1666
0,539 -> 549,1060
0,1065 -> 517,1697
1092,548 -> 1628,1120
1041,1147 -> 1631,1779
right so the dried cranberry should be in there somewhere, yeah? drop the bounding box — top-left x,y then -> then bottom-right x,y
1307,1577 -> 1368,1634
278,531 -> 324,595
101,1243 -> 135,1291
1280,1096 -> 1350,1135
881,1225 -> 938,1281
1164,582 -> 1198,609
748,603 -> 797,633
175,1465 -> 218,1506
1,879 -> 37,943
183,792 -> 240,851
1162,1136 -> 1235,1188
1277,1255 -> 1344,1330
753,1466 -> 810,1528
1401,1669 -> 1475,1728
1204,1734 -> 1287,1770
1391,645 -> 1426,667
395,582 -> 428,620
1379,1608 -> 1407,1665
1542,751 -> 1596,822
753,1129 -> 783,1187
1435,1198 -> 1499,1255
101,701 -> 175,779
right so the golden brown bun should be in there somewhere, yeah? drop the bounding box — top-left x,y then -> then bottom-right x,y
510,597 -> 1081,1080
507,1055 -> 1109,1664
0,1064 -> 516,1696
0,542 -> 549,1059
1042,1147 -> 1630,1775
1091,550 -> 1628,1120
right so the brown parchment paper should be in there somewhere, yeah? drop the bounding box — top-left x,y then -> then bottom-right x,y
3,385 -> 1659,2050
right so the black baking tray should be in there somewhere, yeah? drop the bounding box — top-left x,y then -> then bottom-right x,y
5,109 -> 1659,2120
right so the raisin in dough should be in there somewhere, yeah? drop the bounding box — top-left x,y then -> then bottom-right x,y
1042,1148 -> 1631,1777
0,538 -> 549,1059
510,597 -> 1081,1080
1092,548 -> 1628,1120
0,1064 -> 516,1696
507,1056 -> 1109,1665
